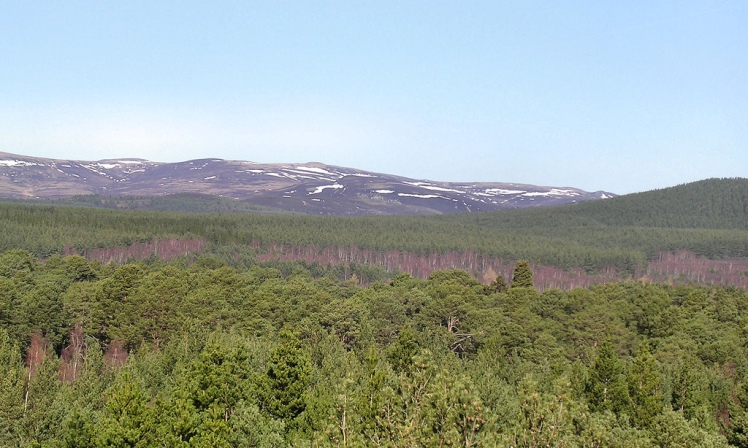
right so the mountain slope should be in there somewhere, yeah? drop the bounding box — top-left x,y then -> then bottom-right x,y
0,151 -> 614,215
463,178 -> 748,231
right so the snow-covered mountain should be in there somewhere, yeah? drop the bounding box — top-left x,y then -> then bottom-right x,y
0,152 -> 616,215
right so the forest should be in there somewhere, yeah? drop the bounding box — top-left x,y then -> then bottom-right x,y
1,178 -> 747,276
1,178 -> 747,446
1,251 -> 748,446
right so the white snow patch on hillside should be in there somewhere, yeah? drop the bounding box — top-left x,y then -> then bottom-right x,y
309,184 -> 344,194
374,190 -> 394,194
0,160 -> 45,167
523,189 -> 579,197
547,188 -> 579,196
295,166 -> 335,176
419,185 -> 465,193
81,164 -> 113,177
398,193 -> 441,199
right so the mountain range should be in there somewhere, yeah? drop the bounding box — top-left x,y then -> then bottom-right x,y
0,151 -> 615,215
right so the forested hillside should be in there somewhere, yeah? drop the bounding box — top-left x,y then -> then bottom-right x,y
1,178 -> 747,277
1,251 -> 747,446
463,178 -> 748,230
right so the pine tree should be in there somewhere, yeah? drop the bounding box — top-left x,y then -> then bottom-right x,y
627,344 -> 662,427
98,371 -> 155,447
586,339 -> 630,416
510,260 -> 534,288
387,326 -> 419,375
0,329 -> 25,446
258,330 -> 311,421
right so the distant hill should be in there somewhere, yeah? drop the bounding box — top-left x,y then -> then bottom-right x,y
537,178 -> 748,230
0,151 -> 614,215
465,178 -> 748,230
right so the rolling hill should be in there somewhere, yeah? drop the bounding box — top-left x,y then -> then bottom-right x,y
0,151 -> 614,215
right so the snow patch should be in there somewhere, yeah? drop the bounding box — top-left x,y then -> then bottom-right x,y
419,185 -> 465,193
397,193 -> 442,199
547,188 -> 579,196
309,184 -> 344,194
374,189 -> 394,194
204,176 -> 217,180
0,160 -> 45,167
81,164 -> 113,177
522,189 -> 580,197
294,166 -> 336,176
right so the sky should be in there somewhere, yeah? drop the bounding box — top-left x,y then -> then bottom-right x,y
1,1 -> 746,194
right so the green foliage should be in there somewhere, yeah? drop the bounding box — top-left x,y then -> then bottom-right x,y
0,329 -> 25,446
485,274 -> 507,294
258,330 -> 312,421
387,327 -> 420,375
626,344 -> 662,427
0,252 -> 746,445
511,260 -> 534,288
586,339 -> 630,415
98,370 -> 155,447
2,178 -> 748,275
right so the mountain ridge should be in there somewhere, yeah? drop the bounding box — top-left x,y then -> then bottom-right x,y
0,151 -> 615,215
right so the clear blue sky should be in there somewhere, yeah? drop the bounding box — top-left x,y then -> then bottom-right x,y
1,1 -> 746,194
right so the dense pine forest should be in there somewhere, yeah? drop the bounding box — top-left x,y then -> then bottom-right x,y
1,251 -> 748,446
1,178 -> 747,276
1,178 -> 748,446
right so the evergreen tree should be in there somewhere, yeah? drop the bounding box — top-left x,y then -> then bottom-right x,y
0,329 -> 25,446
98,371 -> 155,448
258,330 -> 311,422
587,340 -> 630,416
510,260 -> 534,288
387,326 -> 419,375
627,344 -> 662,427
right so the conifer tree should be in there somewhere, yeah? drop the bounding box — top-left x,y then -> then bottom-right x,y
586,339 -> 630,415
98,371 -> 155,447
258,330 -> 311,421
510,260 -> 534,288
387,326 -> 419,375
0,330 -> 25,446
627,344 -> 662,427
